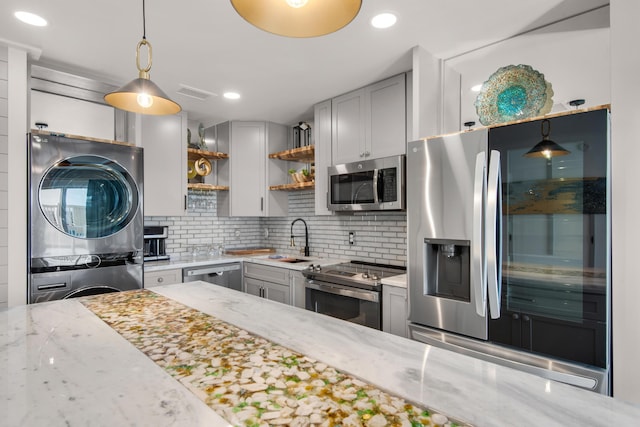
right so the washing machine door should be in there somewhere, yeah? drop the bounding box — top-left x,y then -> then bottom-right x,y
38,155 -> 140,239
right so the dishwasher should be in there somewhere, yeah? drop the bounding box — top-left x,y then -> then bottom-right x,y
182,262 -> 242,291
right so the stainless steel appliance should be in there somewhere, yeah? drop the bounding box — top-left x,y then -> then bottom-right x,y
144,226 -> 169,261
328,155 -> 404,211
28,131 -> 143,302
407,108 -> 611,394
302,261 -> 405,330
183,263 -> 242,291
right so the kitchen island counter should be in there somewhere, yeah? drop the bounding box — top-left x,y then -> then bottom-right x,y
2,282 -> 639,426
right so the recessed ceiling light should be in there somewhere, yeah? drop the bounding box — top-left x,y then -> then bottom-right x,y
471,84 -> 483,92
14,11 -> 47,27
223,92 -> 241,100
371,13 -> 396,29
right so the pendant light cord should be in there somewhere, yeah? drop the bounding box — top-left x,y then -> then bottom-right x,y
142,0 -> 146,40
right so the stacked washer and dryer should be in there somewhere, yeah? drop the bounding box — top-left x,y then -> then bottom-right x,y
28,131 -> 144,303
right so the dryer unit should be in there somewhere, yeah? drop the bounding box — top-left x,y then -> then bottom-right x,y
28,131 -> 144,302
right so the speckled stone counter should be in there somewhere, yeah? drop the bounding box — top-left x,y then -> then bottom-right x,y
3,282 -> 640,426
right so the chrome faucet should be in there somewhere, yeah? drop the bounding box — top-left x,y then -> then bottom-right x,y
290,218 -> 310,257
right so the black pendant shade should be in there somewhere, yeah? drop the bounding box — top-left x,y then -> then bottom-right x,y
105,76 -> 181,115
524,119 -> 570,159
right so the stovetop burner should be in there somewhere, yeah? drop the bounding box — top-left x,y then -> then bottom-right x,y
302,261 -> 405,291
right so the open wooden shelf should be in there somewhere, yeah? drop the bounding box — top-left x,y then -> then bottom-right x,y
187,147 -> 229,161
187,183 -> 229,191
269,181 -> 315,191
268,145 -> 314,162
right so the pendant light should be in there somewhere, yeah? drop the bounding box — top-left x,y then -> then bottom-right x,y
230,0 -> 362,38
104,0 -> 181,115
523,119 -> 570,159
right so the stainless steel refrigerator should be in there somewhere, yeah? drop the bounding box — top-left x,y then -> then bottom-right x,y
407,108 -> 610,394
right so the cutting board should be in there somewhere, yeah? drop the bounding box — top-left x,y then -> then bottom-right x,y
224,248 -> 276,256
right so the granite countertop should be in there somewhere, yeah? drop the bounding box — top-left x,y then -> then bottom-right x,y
3,282 -> 639,426
381,273 -> 406,289
144,253 -> 347,273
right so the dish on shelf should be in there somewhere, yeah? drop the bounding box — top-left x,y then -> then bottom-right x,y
195,157 -> 212,176
474,64 -> 553,125
187,160 -> 197,179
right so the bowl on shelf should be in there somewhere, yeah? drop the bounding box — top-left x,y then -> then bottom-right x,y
290,172 -> 314,183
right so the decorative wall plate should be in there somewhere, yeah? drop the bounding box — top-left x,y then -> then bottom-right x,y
474,64 -> 553,125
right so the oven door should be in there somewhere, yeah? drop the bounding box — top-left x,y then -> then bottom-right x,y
305,280 -> 381,330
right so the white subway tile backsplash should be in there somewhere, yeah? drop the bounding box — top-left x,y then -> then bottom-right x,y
144,189 -> 406,266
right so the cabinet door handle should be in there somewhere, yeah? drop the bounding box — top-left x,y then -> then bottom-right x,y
360,152 -> 365,157
157,277 -> 164,283
260,197 -> 264,212
522,315 -> 530,322
184,195 -> 187,210
365,151 -> 370,157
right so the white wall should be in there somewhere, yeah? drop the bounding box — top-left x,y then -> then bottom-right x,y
7,47 -> 28,307
411,46 -> 444,139
610,0 -> 640,404
445,7 -> 610,131
0,46 -> 7,307
30,90 -> 114,140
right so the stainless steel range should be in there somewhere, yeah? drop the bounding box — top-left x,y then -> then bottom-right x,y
302,261 -> 405,330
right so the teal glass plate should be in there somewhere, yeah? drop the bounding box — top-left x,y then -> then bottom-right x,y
475,64 -> 553,125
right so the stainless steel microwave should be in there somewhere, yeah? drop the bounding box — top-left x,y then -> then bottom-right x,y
328,155 -> 405,211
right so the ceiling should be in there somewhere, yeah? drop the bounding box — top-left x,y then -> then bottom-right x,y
0,0 -> 609,126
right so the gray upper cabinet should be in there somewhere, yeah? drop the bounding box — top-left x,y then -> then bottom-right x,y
366,74 -> 407,159
331,88 -> 365,165
140,113 -> 188,217
331,73 -> 406,165
313,100 -> 333,216
218,121 -> 288,217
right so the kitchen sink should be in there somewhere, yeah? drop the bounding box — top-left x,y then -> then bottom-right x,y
261,254 -> 313,264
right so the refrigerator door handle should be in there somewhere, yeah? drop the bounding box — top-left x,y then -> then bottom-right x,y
487,150 -> 502,319
472,151 -> 487,317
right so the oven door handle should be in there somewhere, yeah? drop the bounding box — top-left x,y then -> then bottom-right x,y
305,280 -> 379,303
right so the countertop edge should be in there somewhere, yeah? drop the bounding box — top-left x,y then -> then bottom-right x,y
143,255 -> 349,272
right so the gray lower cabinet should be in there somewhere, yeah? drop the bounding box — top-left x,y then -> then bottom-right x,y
243,262 -> 291,305
144,268 -> 182,288
382,285 -> 408,338
290,270 -> 306,309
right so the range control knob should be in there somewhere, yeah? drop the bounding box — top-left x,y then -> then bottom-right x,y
370,273 -> 379,281
314,265 -> 322,272
362,272 -> 369,279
